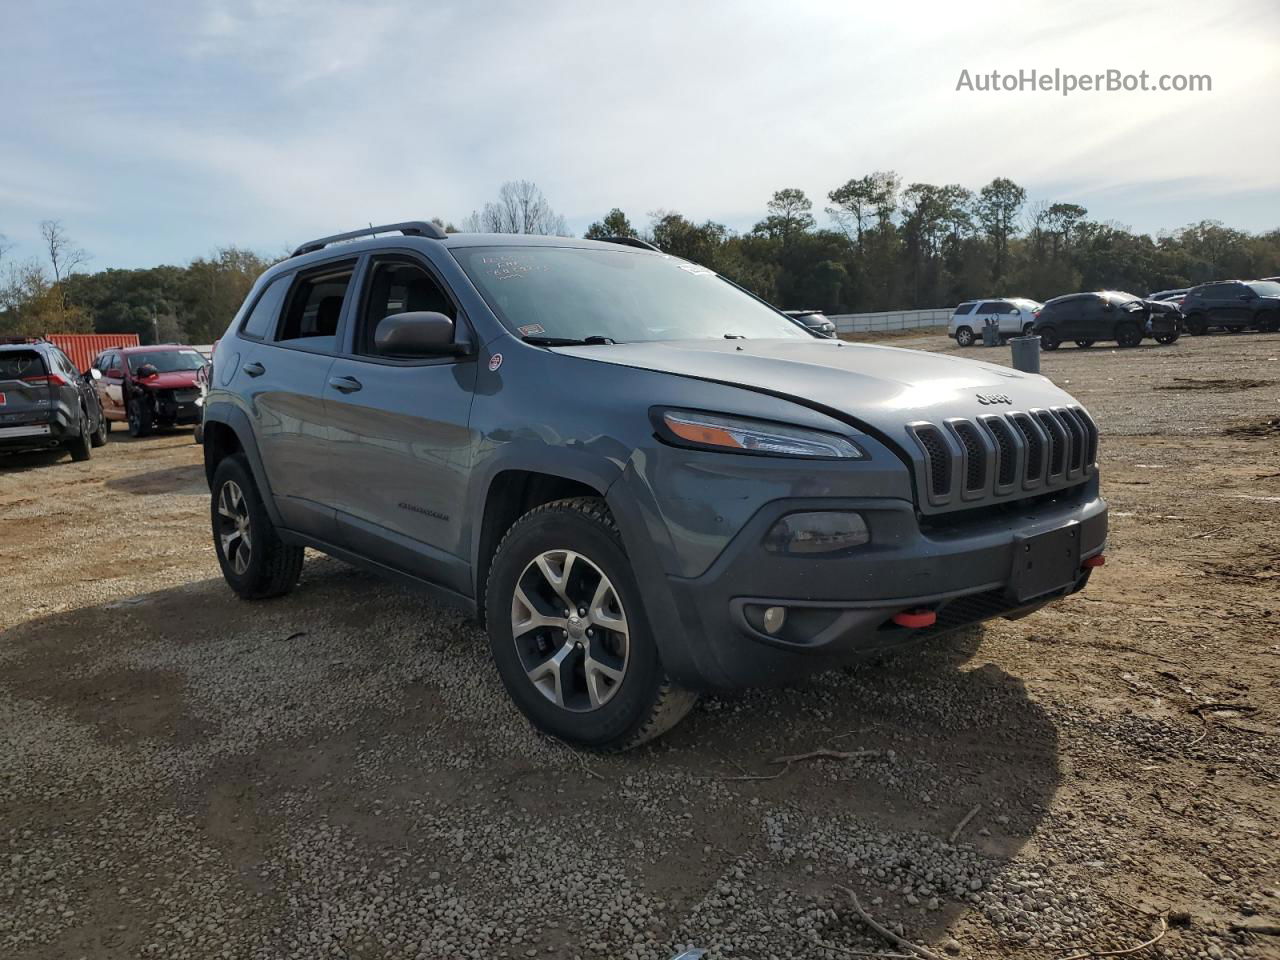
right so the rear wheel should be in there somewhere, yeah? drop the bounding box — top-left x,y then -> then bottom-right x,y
90,405 -> 108,447
1115,322 -> 1143,348
1038,326 -> 1061,351
211,454 -> 304,599
485,497 -> 697,751
66,408 -> 92,462
954,326 -> 974,347
1022,323 -> 1035,337
1185,314 -> 1207,336
127,399 -> 152,437
1074,339 -> 1096,349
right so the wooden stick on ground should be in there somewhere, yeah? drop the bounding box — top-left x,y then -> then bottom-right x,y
773,748 -> 882,765
836,885 -> 945,960
1058,915 -> 1169,960
948,803 -> 982,844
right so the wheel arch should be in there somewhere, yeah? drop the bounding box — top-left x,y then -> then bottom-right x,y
201,403 -> 286,529
473,466 -> 611,623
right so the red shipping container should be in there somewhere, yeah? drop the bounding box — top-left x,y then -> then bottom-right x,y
45,333 -> 141,373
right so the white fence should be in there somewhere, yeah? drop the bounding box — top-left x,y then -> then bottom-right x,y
827,308 -> 952,335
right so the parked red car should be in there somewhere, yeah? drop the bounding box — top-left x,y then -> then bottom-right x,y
90,344 -> 206,437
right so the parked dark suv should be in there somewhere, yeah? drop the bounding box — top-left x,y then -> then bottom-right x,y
1180,280 -> 1280,335
203,222 -> 1108,750
1033,291 -> 1178,350
0,340 -> 107,461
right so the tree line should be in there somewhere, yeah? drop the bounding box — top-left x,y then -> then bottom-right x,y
2,176 -> 1277,345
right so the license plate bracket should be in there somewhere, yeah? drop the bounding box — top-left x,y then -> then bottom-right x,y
1010,522 -> 1081,603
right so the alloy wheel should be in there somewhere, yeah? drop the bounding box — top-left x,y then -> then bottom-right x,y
216,480 -> 253,575
511,549 -> 629,712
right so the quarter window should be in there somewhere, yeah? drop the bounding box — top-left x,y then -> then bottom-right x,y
241,275 -> 292,340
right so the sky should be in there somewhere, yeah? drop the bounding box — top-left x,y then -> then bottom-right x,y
1,0 -> 1277,271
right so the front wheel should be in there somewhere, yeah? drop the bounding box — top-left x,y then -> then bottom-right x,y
954,326 -> 974,347
1154,331 -> 1180,345
485,497 -> 697,751
211,454 -> 304,599
127,399 -> 153,437
1115,322 -> 1143,347
1038,326 -> 1061,351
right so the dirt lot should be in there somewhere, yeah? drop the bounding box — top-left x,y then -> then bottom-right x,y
2,333 -> 1278,960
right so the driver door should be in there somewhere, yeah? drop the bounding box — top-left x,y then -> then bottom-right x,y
324,254 -> 478,596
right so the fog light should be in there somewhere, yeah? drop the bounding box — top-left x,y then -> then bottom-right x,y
763,511 -> 870,555
763,606 -> 787,635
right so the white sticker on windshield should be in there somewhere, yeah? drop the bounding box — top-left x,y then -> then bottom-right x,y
678,264 -> 715,276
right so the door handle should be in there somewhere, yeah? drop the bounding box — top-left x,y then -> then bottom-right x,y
328,375 -> 362,394
242,362 -> 265,377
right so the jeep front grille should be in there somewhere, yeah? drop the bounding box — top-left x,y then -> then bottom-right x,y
909,406 -> 1097,509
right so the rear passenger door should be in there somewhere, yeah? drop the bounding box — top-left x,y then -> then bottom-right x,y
98,351 -> 126,418
973,301 -> 1001,331
238,259 -> 354,539
323,253 -> 478,595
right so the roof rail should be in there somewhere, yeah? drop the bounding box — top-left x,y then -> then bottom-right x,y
291,221 -> 447,258
597,236 -> 661,252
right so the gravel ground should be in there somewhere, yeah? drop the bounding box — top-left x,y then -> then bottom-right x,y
2,331 -> 1279,960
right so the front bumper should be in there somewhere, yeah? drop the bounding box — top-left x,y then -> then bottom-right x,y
652,482 -> 1107,689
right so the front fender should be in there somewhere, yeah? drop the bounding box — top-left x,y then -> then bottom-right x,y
202,401 -> 285,529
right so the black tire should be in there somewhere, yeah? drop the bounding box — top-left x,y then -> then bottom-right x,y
127,399 -> 152,438
1115,322 -> 1143,348
90,404 -> 108,447
484,496 -> 698,751
1074,339 -> 1096,349
211,454 -> 304,600
66,408 -> 92,462
1185,314 -> 1207,336
1154,331 -> 1179,345
1022,323 -> 1035,337
1038,326 -> 1060,351
954,326 -> 974,347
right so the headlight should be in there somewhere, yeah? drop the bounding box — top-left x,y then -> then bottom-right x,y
656,409 -> 864,459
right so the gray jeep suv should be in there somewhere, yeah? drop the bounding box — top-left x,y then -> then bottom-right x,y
203,222 -> 1107,750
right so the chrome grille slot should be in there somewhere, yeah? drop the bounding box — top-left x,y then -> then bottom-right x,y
1074,406 -> 1099,465
1057,407 -> 1087,476
981,415 -> 1018,489
910,424 -> 952,498
950,420 -> 988,493
1035,410 -> 1067,478
1010,413 -> 1046,486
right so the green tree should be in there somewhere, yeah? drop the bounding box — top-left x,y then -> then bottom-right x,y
753,188 -> 815,246
975,177 -> 1026,285
583,208 -> 638,239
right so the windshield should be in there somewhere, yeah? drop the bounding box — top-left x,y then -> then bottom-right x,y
451,246 -> 813,343
1248,281 -> 1280,297
127,350 -> 205,373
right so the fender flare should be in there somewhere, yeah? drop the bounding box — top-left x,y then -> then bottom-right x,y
201,402 -> 285,529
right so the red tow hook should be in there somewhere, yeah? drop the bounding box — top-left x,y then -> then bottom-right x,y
892,609 -> 937,629
1082,554 -> 1106,569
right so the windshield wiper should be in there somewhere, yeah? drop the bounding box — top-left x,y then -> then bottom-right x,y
522,334 -> 617,346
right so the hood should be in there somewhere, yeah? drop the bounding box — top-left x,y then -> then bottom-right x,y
135,370 -> 199,390
554,338 -> 1081,443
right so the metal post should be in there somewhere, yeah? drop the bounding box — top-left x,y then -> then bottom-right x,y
1010,335 -> 1041,373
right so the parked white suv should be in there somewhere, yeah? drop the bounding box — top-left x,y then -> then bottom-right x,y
949,298 -> 1042,346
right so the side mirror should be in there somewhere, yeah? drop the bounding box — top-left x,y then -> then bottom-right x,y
89,368 -> 103,381
374,311 -> 470,357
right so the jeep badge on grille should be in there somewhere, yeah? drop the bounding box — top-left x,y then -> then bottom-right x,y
976,393 -> 1012,405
